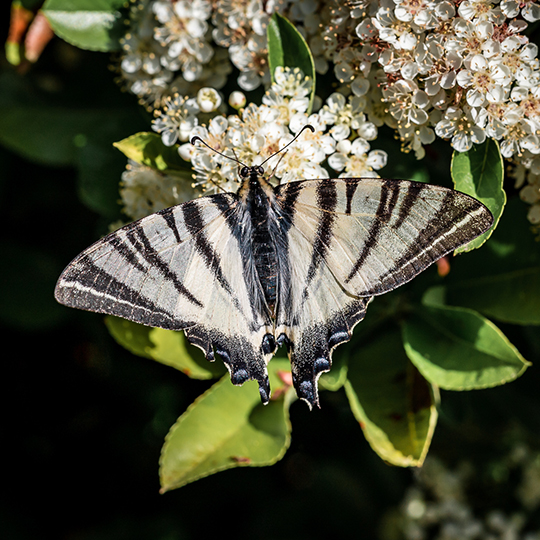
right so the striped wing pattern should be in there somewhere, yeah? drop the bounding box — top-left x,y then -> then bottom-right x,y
55,194 -> 276,402
273,178 -> 493,405
56,176 -> 493,408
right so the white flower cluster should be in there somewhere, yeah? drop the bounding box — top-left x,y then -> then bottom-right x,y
387,448 -> 540,540
151,87 -> 225,146
117,0 -> 232,109
120,160 -> 196,220
149,67 -> 386,195
323,0 -> 540,161
117,0 -> 540,226
117,0 -> 331,107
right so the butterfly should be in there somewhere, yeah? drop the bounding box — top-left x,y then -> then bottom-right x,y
55,126 -> 494,408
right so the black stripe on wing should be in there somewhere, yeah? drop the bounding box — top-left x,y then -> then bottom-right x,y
123,226 -> 203,307
212,193 -> 271,324
272,179 -> 302,318
55,257 -> 192,330
303,180 -> 338,295
185,325 -> 271,404
182,199 -> 250,315
392,181 -> 425,230
288,298 -> 371,408
344,178 -> 359,215
368,193 -> 493,294
345,178 -> 399,284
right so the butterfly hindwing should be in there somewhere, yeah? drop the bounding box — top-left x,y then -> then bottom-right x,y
55,193 -> 275,402
274,178 -> 493,406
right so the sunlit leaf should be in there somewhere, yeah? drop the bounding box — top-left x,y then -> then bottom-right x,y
42,0 -> 125,52
345,330 -> 438,467
159,358 -> 293,491
105,317 -> 226,380
402,304 -> 530,390
113,132 -> 192,175
451,139 -> 505,253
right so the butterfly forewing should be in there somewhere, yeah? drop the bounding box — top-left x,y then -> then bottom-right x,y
278,178 -> 493,298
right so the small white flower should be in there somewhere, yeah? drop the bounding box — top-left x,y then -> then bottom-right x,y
458,0 -> 504,23
456,55 -> 512,107
319,93 -> 376,141
152,94 -> 200,146
448,19 -> 494,60
372,5 -> 417,50
383,80 -> 430,128
229,90 -> 247,109
262,68 -> 312,124
435,106 -> 487,152
504,120 -> 540,157
502,0 -> 540,21
527,203 -> 540,223
328,136 -> 386,178
272,67 -> 313,99
237,70 -> 262,91
153,0 -> 214,82
196,87 -> 222,113
351,75 -> 371,97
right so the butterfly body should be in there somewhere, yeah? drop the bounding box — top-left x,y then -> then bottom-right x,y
55,169 -> 494,408
240,166 -> 282,318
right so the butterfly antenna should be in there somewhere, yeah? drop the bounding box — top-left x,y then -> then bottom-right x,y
265,148 -> 288,182
190,136 -> 248,168
259,124 -> 315,168
230,147 -> 245,179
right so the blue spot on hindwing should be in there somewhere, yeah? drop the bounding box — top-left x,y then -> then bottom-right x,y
231,369 -> 249,385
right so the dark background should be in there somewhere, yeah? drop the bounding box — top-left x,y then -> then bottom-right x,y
2,14 -> 540,540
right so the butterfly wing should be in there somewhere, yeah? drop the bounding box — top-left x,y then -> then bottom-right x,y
274,177 -> 493,407
55,194 -> 275,402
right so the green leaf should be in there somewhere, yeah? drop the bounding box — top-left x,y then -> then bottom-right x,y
402,304 -> 530,390
113,132 -> 192,175
267,13 -> 316,112
435,269 -> 540,326
105,317 -> 226,380
451,138 -> 505,253
344,330 -> 438,467
0,103 -> 101,166
105,316 -> 153,356
42,0 -> 126,52
159,358 -> 293,491
436,198 -> 540,325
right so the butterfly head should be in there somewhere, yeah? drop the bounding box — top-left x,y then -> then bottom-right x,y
240,165 -> 265,181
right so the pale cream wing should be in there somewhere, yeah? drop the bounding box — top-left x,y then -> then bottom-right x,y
278,177 -> 493,297
273,177 -> 493,407
275,216 -> 371,407
55,194 -> 275,402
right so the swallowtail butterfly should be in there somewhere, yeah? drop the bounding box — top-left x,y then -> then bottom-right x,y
55,126 -> 494,408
